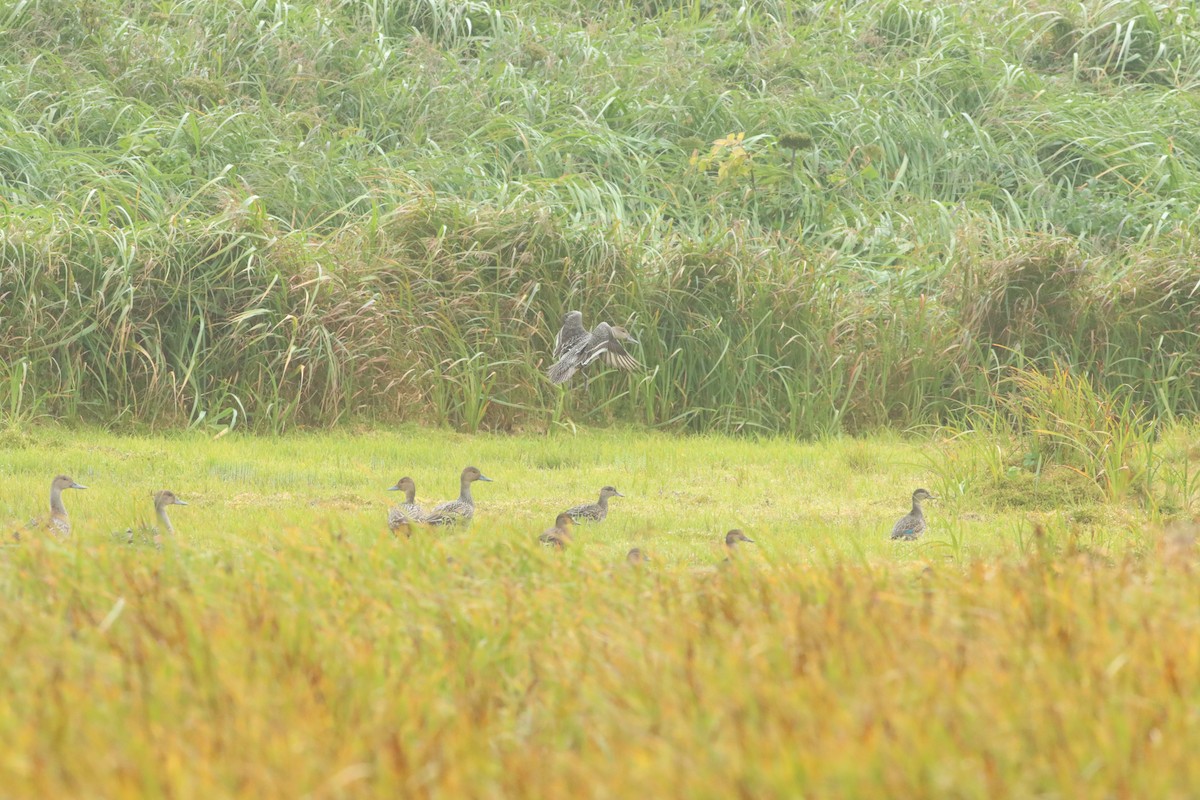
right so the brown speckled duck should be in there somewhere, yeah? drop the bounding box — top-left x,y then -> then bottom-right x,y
48,475 -> 87,538
425,467 -> 492,526
538,513 -> 574,550
386,476 -> 426,534
891,488 -> 935,541
547,311 -> 640,385
563,486 -> 624,523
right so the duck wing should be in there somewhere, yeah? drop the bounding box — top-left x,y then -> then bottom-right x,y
891,514 -> 923,539
547,355 -> 581,385
579,324 -> 639,372
599,339 -> 639,371
564,503 -> 600,521
553,311 -> 587,359
426,499 -> 472,525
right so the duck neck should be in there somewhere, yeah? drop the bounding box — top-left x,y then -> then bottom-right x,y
459,479 -> 474,505
596,494 -> 609,510
405,487 -> 416,504
50,486 -> 67,517
911,499 -> 924,517
157,504 -> 175,534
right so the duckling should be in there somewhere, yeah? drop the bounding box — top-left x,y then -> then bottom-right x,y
563,486 -> 624,523
548,310 -> 640,385
891,488 -> 936,541
538,513 -> 574,550
386,476 -> 426,534
626,547 -> 650,566
424,466 -> 492,526
46,475 -> 87,538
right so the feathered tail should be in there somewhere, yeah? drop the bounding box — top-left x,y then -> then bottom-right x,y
548,357 -> 578,385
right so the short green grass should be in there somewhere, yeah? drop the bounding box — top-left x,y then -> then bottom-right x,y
0,426 -> 1154,563
4,428 -> 1198,795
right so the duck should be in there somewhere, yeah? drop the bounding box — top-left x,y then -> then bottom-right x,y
113,489 -> 190,546
386,476 -> 426,534
724,529 -> 755,556
563,486 -> 624,523
424,466 -> 492,526
547,310 -> 640,385
46,475 -> 87,538
538,513 -> 574,549
626,547 -> 650,566
891,488 -> 936,540
153,490 -> 188,535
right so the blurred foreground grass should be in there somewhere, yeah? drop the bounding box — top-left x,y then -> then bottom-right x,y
1,427 -> 1198,796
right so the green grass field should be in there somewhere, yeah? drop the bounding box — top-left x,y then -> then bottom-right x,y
5,0 -> 1200,794
2,427 -> 1199,795
0,426 -> 1169,562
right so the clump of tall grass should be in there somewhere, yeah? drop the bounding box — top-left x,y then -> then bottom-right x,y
0,198 -> 391,432
1013,2 -> 1200,86
997,362 -> 1154,503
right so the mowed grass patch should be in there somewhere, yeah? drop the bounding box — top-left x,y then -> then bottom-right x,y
0,426 -> 1159,562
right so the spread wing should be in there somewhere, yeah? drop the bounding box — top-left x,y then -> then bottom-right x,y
581,324 -> 639,372
600,340 -> 639,371
553,311 -> 586,359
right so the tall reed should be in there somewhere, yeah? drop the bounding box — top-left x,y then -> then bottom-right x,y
2,0 -> 1199,433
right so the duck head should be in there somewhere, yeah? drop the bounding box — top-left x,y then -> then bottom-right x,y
462,466 -> 492,483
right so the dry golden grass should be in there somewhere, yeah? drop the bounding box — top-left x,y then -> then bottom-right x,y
1,428 -> 1197,796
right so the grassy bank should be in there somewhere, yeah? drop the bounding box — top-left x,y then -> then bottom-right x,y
2,427 -> 1199,796
2,0 -> 1200,433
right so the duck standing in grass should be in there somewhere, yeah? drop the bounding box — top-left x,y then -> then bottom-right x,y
46,475 -> 87,538
547,310 -> 640,385
891,488 -> 936,541
563,486 -> 624,523
424,466 -> 492,526
538,513 -> 574,550
386,476 -> 426,535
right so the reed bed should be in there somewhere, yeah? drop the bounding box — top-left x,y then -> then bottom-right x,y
2,0 -> 1200,434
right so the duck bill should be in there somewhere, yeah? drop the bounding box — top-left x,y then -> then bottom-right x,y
614,490 -> 625,497
70,482 -> 87,490
386,484 -> 402,491
625,335 -> 640,344
477,475 -> 493,482
174,499 -> 189,506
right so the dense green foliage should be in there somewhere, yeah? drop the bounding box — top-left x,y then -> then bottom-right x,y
2,0 -> 1199,433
